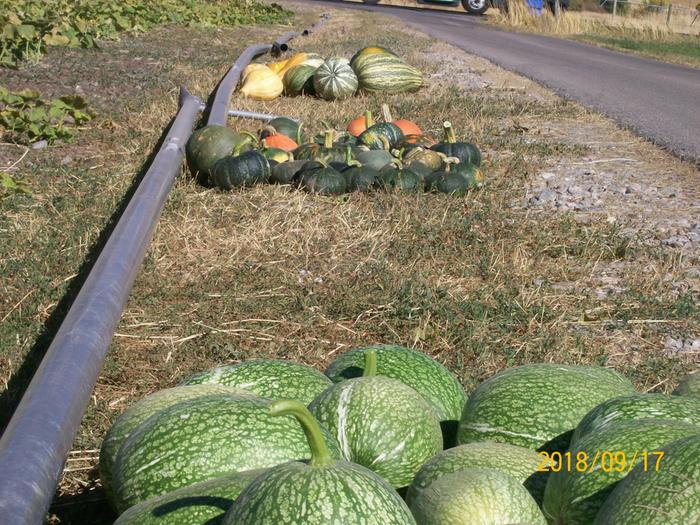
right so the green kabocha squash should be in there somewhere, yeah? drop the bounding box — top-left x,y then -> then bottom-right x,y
401,146 -> 444,173
458,363 -> 637,452
406,442 -> 545,507
426,162 -> 484,196
378,160 -> 422,193
358,123 -> 404,150
310,351 -> 443,488
409,469 -> 546,525
211,151 -> 270,190
351,53 -> 424,94
673,369 -> 700,398
114,469 -> 266,525
571,393 -> 700,446
283,64 -> 318,96
355,148 -> 397,171
222,400 -> 417,525
325,345 -> 467,448
294,130 -> 353,163
299,162 -> 347,195
185,125 -> 253,183
344,164 -> 380,192
180,359 -> 333,406
313,58 -> 358,101
99,384 -> 248,508
593,435 -> 700,525
430,121 -> 481,166
260,116 -> 303,144
112,392 -> 341,512
543,419 -> 700,525
270,159 -> 307,185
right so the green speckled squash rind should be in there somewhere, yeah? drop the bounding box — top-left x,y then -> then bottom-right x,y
406,442 -> 545,506
409,468 -> 546,525
325,344 -> 466,427
458,363 -> 637,452
309,376 -> 443,488
543,419 -> 700,525
185,125 -> 250,182
112,393 -> 341,512
99,384 -> 248,507
673,370 -> 700,398
224,461 -> 416,525
180,359 -> 332,405
114,469 -> 265,525
571,393 -> 700,445
593,435 -> 700,525
312,58 -> 358,101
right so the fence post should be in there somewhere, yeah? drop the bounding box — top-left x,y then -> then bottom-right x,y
612,0 -> 618,21
666,3 -> 672,25
555,0 -> 561,18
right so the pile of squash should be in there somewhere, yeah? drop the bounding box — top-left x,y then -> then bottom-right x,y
185,104 -> 483,196
239,46 -> 423,101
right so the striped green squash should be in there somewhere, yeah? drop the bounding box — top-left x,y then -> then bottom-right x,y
543,419 -> 700,525
458,363 -> 637,452
223,400 -> 416,525
283,64 -> 317,96
673,369 -> 700,398
114,469 -> 265,525
352,53 -> 423,94
180,359 -> 332,405
350,46 -> 397,69
99,384 -> 249,507
408,469 -> 546,525
312,58 -> 358,101
112,393 -> 341,512
593,434 -> 700,525
325,345 -> 466,447
406,442 -> 545,506
572,393 -> 700,445
310,352 -> 443,488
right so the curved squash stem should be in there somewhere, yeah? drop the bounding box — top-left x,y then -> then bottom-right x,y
262,125 -> 278,137
344,145 -> 353,165
442,121 -> 457,144
381,103 -> 393,124
365,110 -> 374,129
296,122 -> 304,145
324,130 -> 334,149
270,400 -> 334,467
362,350 -> 378,377
378,135 -> 391,151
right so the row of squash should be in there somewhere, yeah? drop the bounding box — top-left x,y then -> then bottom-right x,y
99,343 -> 700,524
240,47 -> 424,101
185,106 -> 484,196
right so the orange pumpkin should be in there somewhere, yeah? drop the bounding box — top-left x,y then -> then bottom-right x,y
381,103 -> 422,136
347,110 -> 374,137
262,133 -> 298,152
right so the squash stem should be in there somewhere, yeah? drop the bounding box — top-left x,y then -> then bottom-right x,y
381,103 -> 393,124
443,121 -> 457,144
296,122 -> 304,145
365,110 -> 374,129
324,130 -> 334,149
362,350 -> 378,377
378,135 -> 391,151
270,400 -> 334,467
344,145 -> 353,165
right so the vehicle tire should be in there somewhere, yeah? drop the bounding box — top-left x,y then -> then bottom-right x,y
461,0 -> 490,14
363,0 -> 380,4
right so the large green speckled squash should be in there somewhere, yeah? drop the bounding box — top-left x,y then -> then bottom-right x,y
458,363 -> 637,452
325,345 -> 466,447
312,58 -> 358,101
593,434 -> 700,525
99,384 -> 250,508
408,469 -> 546,525
114,469 -> 265,525
543,419 -> 700,525
311,352 -> 443,488
673,369 -> 700,398
180,359 -> 332,405
223,400 -> 416,525
112,393 -> 341,512
406,442 -> 545,506
185,125 -> 252,183
571,393 -> 700,446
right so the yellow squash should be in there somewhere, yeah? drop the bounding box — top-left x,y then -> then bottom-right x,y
240,66 -> 283,100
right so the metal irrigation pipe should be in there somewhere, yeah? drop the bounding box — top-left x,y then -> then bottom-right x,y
0,86 -> 202,524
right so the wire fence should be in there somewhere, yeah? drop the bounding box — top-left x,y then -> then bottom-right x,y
599,0 -> 699,27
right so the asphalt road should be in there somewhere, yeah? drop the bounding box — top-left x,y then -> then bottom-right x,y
296,0 -> 700,165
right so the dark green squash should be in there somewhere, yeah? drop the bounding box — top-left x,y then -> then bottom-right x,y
295,130 -> 356,163
344,165 -> 380,192
299,161 -> 347,195
212,151 -> 270,190
358,123 -> 404,150
270,160 -> 307,185
260,117 -> 303,144
401,147 -> 444,173
378,160 -> 422,192
426,162 -> 484,196
186,125 -> 254,184
430,122 -> 481,166
355,148 -> 395,171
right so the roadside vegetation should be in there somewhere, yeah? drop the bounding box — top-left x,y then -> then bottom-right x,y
0,2 -> 697,524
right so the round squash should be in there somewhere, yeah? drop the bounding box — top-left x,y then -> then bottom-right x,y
313,58 -> 358,101
260,116 -> 303,144
344,165 -> 380,192
358,122 -> 404,150
430,121 -> 481,166
211,151 -> 270,190
185,125 -> 253,184
348,110 -> 374,137
283,64 -> 317,96
270,159 -> 307,185
379,161 -> 422,192
299,163 -> 347,195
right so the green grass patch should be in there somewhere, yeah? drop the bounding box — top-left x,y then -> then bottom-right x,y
578,33 -> 700,66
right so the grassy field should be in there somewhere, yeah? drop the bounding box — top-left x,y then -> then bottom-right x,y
0,2 -> 698,524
